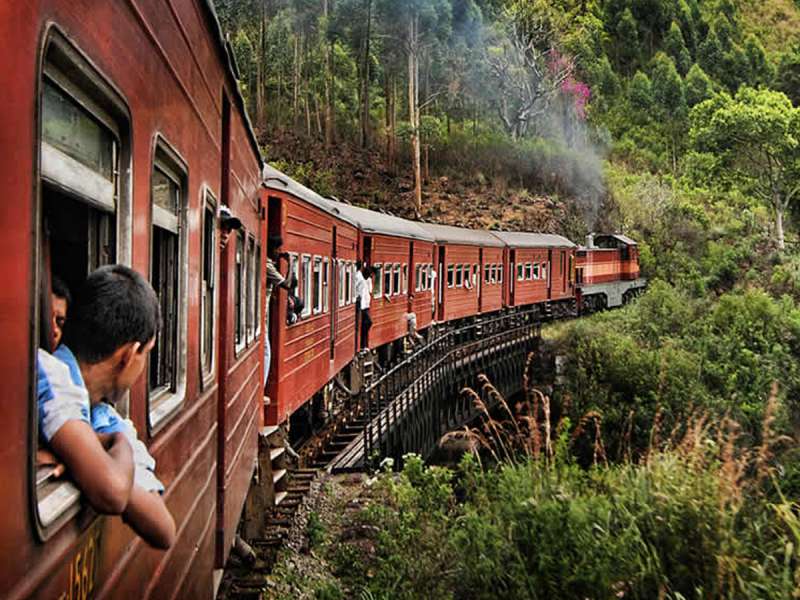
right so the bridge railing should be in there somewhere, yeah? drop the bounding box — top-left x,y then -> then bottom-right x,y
359,308 -> 541,469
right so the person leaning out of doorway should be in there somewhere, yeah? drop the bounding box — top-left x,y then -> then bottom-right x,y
355,264 -> 373,353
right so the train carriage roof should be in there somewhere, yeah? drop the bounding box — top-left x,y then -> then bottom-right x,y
595,233 -> 638,246
326,200 -> 435,242
261,164 -> 358,227
417,222 -> 505,247
490,231 -> 576,248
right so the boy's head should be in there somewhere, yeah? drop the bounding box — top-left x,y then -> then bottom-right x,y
267,234 -> 283,258
64,265 -> 160,400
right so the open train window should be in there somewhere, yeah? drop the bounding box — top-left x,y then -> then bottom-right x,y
415,265 -> 421,292
402,265 -> 408,295
517,263 -> 523,281
351,263 -> 358,303
524,264 -> 532,280
255,243 -> 262,336
200,192 -> 217,383
148,142 -> 188,429
338,261 -> 345,307
498,265 -> 503,284
246,236 -> 256,341
301,255 -> 312,318
312,256 -> 323,315
484,264 -> 490,284
541,263 -> 547,281
344,261 -> 352,306
383,265 -> 392,297
392,263 -> 402,296
373,263 -> 383,298
234,232 -> 245,346
34,33 -> 131,538
447,265 -> 454,288
323,258 -> 330,313
455,265 -> 463,288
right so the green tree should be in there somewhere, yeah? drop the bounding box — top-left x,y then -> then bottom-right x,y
690,88 -> 800,249
615,8 -> 640,74
776,44 -> 800,106
664,21 -> 691,75
743,34 -> 771,87
629,69 -> 653,114
651,52 -> 686,172
685,63 -> 712,107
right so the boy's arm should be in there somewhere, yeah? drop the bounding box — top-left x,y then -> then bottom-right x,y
122,486 -> 176,550
49,423 -> 134,514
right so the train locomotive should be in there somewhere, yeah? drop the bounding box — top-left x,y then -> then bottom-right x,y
0,1 -> 645,598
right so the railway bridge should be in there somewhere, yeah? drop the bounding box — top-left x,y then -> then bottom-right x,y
327,309 -> 542,472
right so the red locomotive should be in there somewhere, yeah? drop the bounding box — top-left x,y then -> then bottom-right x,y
0,2 -> 645,598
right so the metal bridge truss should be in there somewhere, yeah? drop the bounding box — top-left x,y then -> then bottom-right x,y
330,308 -> 542,471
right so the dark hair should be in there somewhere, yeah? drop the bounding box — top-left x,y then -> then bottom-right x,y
51,275 -> 71,306
267,234 -> 283,256
64,265 -> 161,364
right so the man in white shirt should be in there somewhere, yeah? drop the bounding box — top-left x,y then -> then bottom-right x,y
355,265 -> 373,351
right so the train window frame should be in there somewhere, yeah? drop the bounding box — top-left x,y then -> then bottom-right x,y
312,256 -> 323,315
322,257 -> 330,313
147,140 -> 189,431
301,254 -> 313,318
499,265 -> 503,284
344,261 -> 352,306
455,265 -> 463,288
383,265 -> 392,298
472,264 -> 479,287
245,236 -> 256,343
33,30 -> 134,540
351,263 -> 358,303
524,264 -> 532,280
393,264 -> 401,296
541,264 -> 547,281
255,243 -> 262,336
447,265 -> 454,288
338,261 -> 345,307
200,189 -> 218,387
373,263 -> 383,298
517,263 -> 523,281
415,265 -> 421,292
234,232 -> 246,349
402,264 -> 408,295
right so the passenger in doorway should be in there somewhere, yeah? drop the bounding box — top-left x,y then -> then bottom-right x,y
264,235 -> 295,387
50,276 -> 70,350
37,265 -> 175,549
355,265 -> 373,352
404,295 -> 424,348
218,205 -> 242,249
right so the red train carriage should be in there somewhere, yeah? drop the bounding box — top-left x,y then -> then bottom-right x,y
576,234 -> 646,311
491,232 -> 577,316
262,167 -> 359,426
1,2 -> 265,599
418,223 -> 506,323
327,201 -> 436,348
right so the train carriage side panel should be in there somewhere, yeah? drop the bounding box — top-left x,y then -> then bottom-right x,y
0,1 -> 263,598
479,246 -> 504,314
366,234 -> 413,348
411,240 -> 436,330
331,223 -> 359,376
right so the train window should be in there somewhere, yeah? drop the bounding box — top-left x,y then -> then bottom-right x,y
415,265 -> 421,292
523,264 -> 531,280
35,39 -> 132,534
517,263 -> 524,281
200,195 -> 216,381
484,264 -> 490,284
372,263 -> 383,298
455,265 -> 463,288
393,264 -> 401,296
234,232 -> 245,348
532,264 -> 540,280
490,266 -> 496,284
338,261 -> 346,307
255,243 -> 262,335
149,145 -> 188,428
447,265 -> 454,288
301,255 -> 312,318
383,265 -> 392,297
323,258 -> 330,313
498,265 -> 503,284
402,265 -> 408,295
541,264 -> 548,281
313,257 -> 323,315
473,265 -> 479,287
246,236 -> 256,341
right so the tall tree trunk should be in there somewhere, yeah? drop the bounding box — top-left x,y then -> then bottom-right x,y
775,195 -> 786,250
360,0 -> 372,148
315,94 -> 323,138
323,0 -> 333,148
408,15 -> 422,216
292,36 -> 301,131
256,2 -> 267,128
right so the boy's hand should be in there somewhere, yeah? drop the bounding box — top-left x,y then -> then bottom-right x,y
36,448 -> 66,479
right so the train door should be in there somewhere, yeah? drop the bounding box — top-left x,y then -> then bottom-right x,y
547,249 -> 553,300
330,225 -> 337,359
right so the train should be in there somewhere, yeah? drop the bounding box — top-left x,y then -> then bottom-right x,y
0,1 -> 645,599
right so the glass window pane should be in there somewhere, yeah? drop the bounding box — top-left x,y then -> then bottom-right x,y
152,167 -> 180,214
42,81 -> 114,180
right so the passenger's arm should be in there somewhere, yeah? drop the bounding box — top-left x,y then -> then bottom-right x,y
122,486 -> 176,550
49,422 -> 134,514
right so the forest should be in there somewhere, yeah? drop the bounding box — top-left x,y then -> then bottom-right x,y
214,0 -> 800,597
